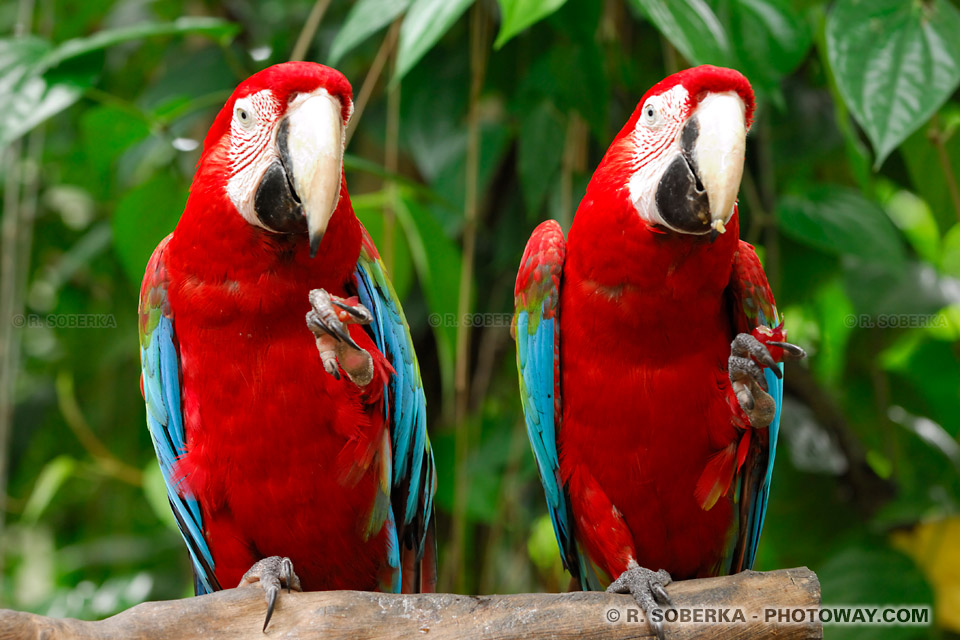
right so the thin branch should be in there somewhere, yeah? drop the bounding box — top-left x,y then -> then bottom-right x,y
345,20 -> 401,147
289,0 -> 332,62
381,21 -> 403,276
929,115 -> 960,224
0,140 -> 23,578
55,372 -> 143,487
447,3 -> 490,593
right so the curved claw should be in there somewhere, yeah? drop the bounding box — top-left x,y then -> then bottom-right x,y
307,290 -> 367,350
331,298 -> 373,324
238,556 -> 302,633
768,340 -> 807,359
306,288 -> 375,387
606,565 -> 673,640
263,582 -> 279,632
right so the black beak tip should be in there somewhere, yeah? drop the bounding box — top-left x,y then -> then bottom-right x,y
309,232 -> 323,258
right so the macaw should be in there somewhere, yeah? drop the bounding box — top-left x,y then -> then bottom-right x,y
138,62 -> 436,629
512,65 -> 804,636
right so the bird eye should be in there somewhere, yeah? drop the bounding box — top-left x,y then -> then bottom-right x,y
642,102 -> 659,126
236,107 -> 252,126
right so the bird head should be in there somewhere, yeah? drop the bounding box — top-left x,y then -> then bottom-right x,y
197,62 -> 354,258
598,65 -> 754,237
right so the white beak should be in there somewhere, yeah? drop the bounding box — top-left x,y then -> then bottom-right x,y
692,92 -> 746,233
284,92 -> 345,257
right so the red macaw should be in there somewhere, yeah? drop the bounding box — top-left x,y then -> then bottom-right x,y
512,66 -> 804,637
138,62 -> 436,629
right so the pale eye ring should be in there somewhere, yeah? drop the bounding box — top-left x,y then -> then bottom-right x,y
236,107 -> 253,127
642,102 -> 659,126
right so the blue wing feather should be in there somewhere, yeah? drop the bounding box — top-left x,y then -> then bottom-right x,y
353,231 -> 435,573
512,220 -> 578,578
725,240 -> 785,573
139,237 -> 218,594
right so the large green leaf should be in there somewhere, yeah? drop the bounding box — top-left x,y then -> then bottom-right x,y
0,37 -> 91,147
777,185 -> 906,265
712,0 -> 811,92
826,0 -> 960,168
494,0 -> 569,49
628,0 -> 731,67
394,0 -> 474,84
843,260 -> 959,318
32,18 -> 238,74
328,0 -> 411,65
0,18 -> 238,147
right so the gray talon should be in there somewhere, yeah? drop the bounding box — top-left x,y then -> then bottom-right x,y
238,556 -> 302,632
768,340 -> 806,358
729,332 -> 806,428
306,288 -> 375,387
607,565 -> 673,640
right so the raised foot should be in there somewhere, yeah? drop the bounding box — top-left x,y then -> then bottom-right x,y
606,564 -> 673,640
729,329 -> 806,428
238,556 -> 302,632
306,288 -> 374,386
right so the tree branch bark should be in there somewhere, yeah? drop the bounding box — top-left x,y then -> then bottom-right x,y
0,567 -> 820,639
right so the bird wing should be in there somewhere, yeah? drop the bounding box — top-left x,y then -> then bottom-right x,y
724,238 -> 784,573
352,225 -> 437,592
512,220 -> 581,580
138,234 -> 220,594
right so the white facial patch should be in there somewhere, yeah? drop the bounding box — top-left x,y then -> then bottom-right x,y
626,85 -> 690,227
225,90 -> 283,229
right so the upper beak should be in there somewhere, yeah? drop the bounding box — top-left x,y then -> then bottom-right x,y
653,91 -> 746,235
282,93 -> 345,257
693,92 -> 746,234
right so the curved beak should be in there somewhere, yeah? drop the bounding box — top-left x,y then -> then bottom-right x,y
284,93 -> 345,257
694,92 -> 746,234
654,91 -> 747,235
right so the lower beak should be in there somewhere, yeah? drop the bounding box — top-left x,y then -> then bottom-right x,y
654,92 -> 746,235
284,94 -> 345,257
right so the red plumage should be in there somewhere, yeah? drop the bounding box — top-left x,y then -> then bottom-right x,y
141,63 -> 432,594
515,65 -> 786,587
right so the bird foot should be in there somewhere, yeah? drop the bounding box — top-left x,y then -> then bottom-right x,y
306,289 -> 374,386
606,564 -> 673,640
238,556 -> 302,632
729,328 -> 806,428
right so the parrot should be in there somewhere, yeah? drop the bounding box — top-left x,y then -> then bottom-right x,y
138,62 -> 436,629
512,65 -> 805,637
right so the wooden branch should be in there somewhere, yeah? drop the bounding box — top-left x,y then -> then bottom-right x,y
0,567 -> 820,640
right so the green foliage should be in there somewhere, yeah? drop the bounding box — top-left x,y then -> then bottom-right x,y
494,0 -> 568,49
328,0 -> 410,65
2,0 -> 960,635
629,0 -> 731,67
394,0 -> 474,83
826,0 -> 960,168
777,186 -> 906,264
